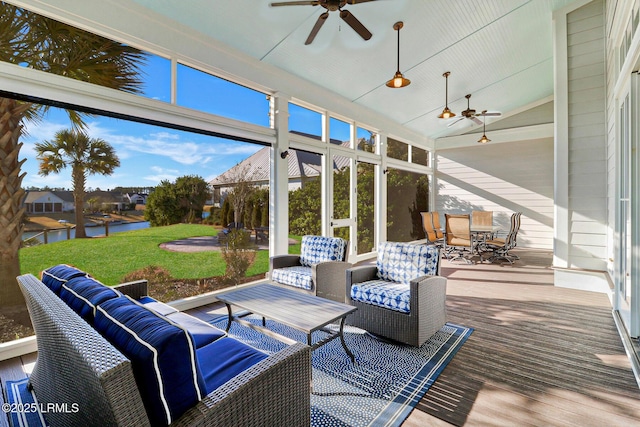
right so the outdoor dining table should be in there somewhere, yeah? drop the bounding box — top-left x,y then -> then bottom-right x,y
470,224 -> 501,254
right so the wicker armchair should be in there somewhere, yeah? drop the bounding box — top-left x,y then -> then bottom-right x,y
345,242 -> 447,347
270,235 -> 351,302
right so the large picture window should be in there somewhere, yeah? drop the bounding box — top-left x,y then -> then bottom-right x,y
386,168 -> 429,242
176,64 -> 270,127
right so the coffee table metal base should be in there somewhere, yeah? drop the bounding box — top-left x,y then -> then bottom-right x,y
217,283 -> 357,363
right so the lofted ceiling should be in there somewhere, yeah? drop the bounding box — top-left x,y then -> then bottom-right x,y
128,0 -> 572,140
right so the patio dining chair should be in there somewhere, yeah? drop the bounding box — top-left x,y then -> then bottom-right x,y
431,211 -> 444,236
420,212 -> 444,247
471,210 -> 493,227
471,210 -> 495,250
444,213 -> 473,264
482,212 -> 522,264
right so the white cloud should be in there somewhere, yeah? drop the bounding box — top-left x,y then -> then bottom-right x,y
86,122 -> 260,166
142,166 -> 181,183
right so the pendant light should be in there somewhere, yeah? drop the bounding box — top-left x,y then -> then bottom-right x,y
478,110 -> 491,143
438,71 -> 456,119
386,21 -> 411,88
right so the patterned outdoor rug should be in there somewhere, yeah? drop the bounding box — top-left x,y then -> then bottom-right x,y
211,316 -> 473,427
3,378 -> 48,427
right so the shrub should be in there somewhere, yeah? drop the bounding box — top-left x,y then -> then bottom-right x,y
220,229 -> 256,287
122,265 -> 178,301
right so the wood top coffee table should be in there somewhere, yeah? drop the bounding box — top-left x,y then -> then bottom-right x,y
216,283 -> 357,363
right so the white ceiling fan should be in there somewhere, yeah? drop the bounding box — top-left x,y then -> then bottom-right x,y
446,94 -> 501,127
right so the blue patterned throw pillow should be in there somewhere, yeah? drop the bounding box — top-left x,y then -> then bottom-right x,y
376,242 -> 439,284
299,235 -> 347,267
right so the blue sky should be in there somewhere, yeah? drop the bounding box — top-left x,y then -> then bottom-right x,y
20,112 -> 262,190
18,55 -> 362,191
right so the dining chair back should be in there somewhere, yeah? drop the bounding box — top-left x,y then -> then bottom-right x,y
471,211 -> 493,227
431,212 -> 444,239
444,214 -> 473,263
421,212 -> 444,245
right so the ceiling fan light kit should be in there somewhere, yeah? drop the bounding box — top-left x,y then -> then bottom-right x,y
386,21 -> 411,88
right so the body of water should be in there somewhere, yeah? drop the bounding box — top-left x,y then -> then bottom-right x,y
23,221 -> 150,244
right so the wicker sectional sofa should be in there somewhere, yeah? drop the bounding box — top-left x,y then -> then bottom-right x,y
17,265 -> 311,427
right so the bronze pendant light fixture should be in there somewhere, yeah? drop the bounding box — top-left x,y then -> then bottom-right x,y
478,110 -> 491,143
386,21 -> 411,88
438,71 -> 456,119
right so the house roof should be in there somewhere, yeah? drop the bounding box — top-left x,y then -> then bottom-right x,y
24,190 -> 74,203
210,139 -> 351,187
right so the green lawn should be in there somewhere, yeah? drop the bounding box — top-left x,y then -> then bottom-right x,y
19,224 -> 272,285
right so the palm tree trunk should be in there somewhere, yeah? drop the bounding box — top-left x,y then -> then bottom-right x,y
72,165 -> 87,238
0,97 -> 29,309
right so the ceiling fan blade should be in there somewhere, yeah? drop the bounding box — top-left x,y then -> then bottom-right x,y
305,12 -> 329,45
271,1 -> 320,6
471,117 -> 483,125
339,10 -> 372,40
483,112 -> 502,117
446,117 -> 465,128
346,0 -> 378,3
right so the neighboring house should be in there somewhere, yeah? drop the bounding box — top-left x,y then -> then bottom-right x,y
125,193 -> 147,205
24,190 -> 145,213
86,190 -> 129,212
23,190 -> 75,213
210,136 -> 349,207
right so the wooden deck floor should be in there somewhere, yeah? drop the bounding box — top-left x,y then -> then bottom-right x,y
1,248 -> 639,426
404,249 -> 640,427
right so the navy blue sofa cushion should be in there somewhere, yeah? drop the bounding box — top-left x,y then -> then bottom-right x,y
59,276 -> 121,322
196,336 -> 268,394
40,264 -> 87,294
94,296 -> 206,427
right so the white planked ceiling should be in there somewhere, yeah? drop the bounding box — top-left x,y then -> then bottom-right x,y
129,0 -> 574,139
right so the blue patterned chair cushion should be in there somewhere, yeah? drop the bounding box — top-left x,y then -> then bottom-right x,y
40,264 -> 88,294
271,266 -> 313,290
350,279 -> 410,314
299,235 -> 347,267
376,242 -> 439,285
94,296 -> 205,427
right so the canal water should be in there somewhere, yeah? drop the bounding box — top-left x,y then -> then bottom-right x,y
23,221 -> 150,244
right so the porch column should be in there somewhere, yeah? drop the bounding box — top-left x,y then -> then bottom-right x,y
270,92 -> 290,255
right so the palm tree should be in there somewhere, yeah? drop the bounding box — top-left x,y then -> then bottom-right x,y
35,130 -> 120,238
0,2 -> 145,313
